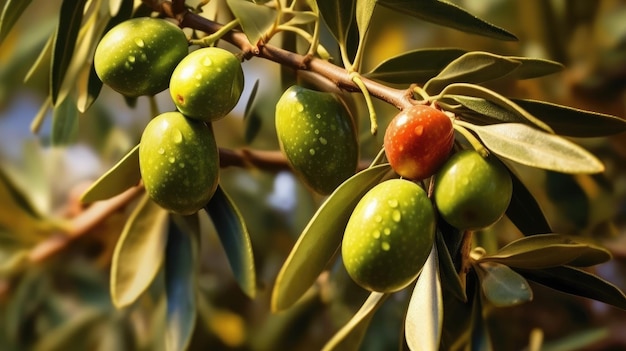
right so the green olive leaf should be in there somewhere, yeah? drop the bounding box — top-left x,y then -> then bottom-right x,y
243,79 -> 262,144
539,328 -> 610,351
80,144 -> 141,204
475,262 -> 533,307
505,57 -> 564,80
110,194 -> 169,308
0,0 -> 33,45
321,292 -> 387,351
469,278 -> 493,351
466,123 -> 604,174
479,234 -> 611,269
515,266 -> 626,310
512,98 -> 626,137
164,214 -> 199,351
504,165 -> 552,235
282,10 -> 317,26
364,48 -> 467,84
435,230 -> 466,302
50,0 -> 88,105
355,0 -> 376,65
317,0 -> 355,47
424,51 -> 521,95
405,244 -> 443,351
24,34 -> 54,84
32,309 -> 108,351
51,96 -> 79,146
204,184 -> 256,298
452,95 -> 526,124
226,0 -> 277,45
271,164 -> 391,312
379,0 -> 517,41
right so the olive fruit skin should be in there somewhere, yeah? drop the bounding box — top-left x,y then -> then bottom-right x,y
275,85 -> 359,195
384,104 -> 454,180
434,150 -> 513,230
342,179 -> 436,293
139,112 -> 219,215
169,47 -> 244,121
94,17 -> 188,97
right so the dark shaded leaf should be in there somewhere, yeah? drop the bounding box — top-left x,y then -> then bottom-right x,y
244,79 -> 262,144
476,262 -> 532,307
32,309 -> 107,351
365,48 -> 466,84
110,194 -> 169,308
424,51 -> 521,94
515,266 -> 626,310
226,0 -> 277,45
0,0 -> 33,45
467,123 -> 604,174
271,164 -> 391,311
470,277 -> 492,351
50,0 -> 88,105
512,98 -> 626,137
503,166 -> 552,235
545,171 -> 589,229
379,0 -> 517,41
205,185 -> 256,298
436,230 -> 466,302
321,292 -> 387,351
479,234 -> 611,269
405,244 -> 442,350
164,215 -> 199,351
317,0 -> 355,47
505,57 -> 564,80
80,144 -> 140,203
51,96 -> 79,146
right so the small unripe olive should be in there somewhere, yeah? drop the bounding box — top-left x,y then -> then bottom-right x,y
434,150 -> 513,230
342,179 -> 436,293
139,112 -> 219,215
94,17 -> 188,97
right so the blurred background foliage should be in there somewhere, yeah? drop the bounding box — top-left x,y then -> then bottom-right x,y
1,0 -> 626,350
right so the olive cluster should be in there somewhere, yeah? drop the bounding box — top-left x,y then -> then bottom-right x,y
94,17 -> 244,214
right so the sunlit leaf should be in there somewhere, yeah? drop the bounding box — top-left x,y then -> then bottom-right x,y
282,10 -> 317,26
80,145 -> 140,203
476,262 -> 532,307
317,0 -> 355,46
0,0 -> 33,45
512,98 -> 626,137
355,0 -> 376,64
505,57 -> 564,80
271,164 -> 391,311
365,48 -> 466,84
424,51 -> 521,94
504,167 -> 552,235
164,214 -> 199,351
321,292 -> 387,351
51,96 -> 79,146
405,244 -> 442,351
204,185 -> 256,298
24,34 -> 54,83
479,234 -> 611,269
226,0 -> 277,45
109,0 -> 123,16
379,0 -> 517,41
540,328 -> 610,351
50,0 -> 88,105
110,194 -> 169,308
33,309 -> 107,351
515,266 -> 626,310
435,231 -> 466,302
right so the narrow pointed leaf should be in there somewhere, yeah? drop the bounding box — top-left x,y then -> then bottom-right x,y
356,0 -> 376,43
51,96 -> 79,146
405,244 -> 443,351
0,0 -> 33,45
205,185 -> 256,298
479,234 -> 611,269
32,309 -> 107,351
476,262 -> 532,307
24,34 -> 54,83
540,328 -> 610,351
512,98 -> 626,137
226,0 -> 277,45
379,0 -> 517,41
365,48 -> 466,84
164,215 -> 199,351
322,292 -> 387,351
50,0 -> 88,105
111,194 -> 169,308
80,145 -> 140,203
317,0 -> 355,45
424,52 -> 521,94
468,123 -> 605,174
272,164 -> 391,311
515,266 -> 626,310
243,80 -> 261,144
453,95 -> 525,124
504,167 -> 552,235
506,57 -> 564,80
470,281 -> 492,351
435,231 -> 466,302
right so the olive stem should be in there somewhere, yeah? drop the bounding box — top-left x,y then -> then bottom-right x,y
369,147 -> 387,168
351,72 -> 378,135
